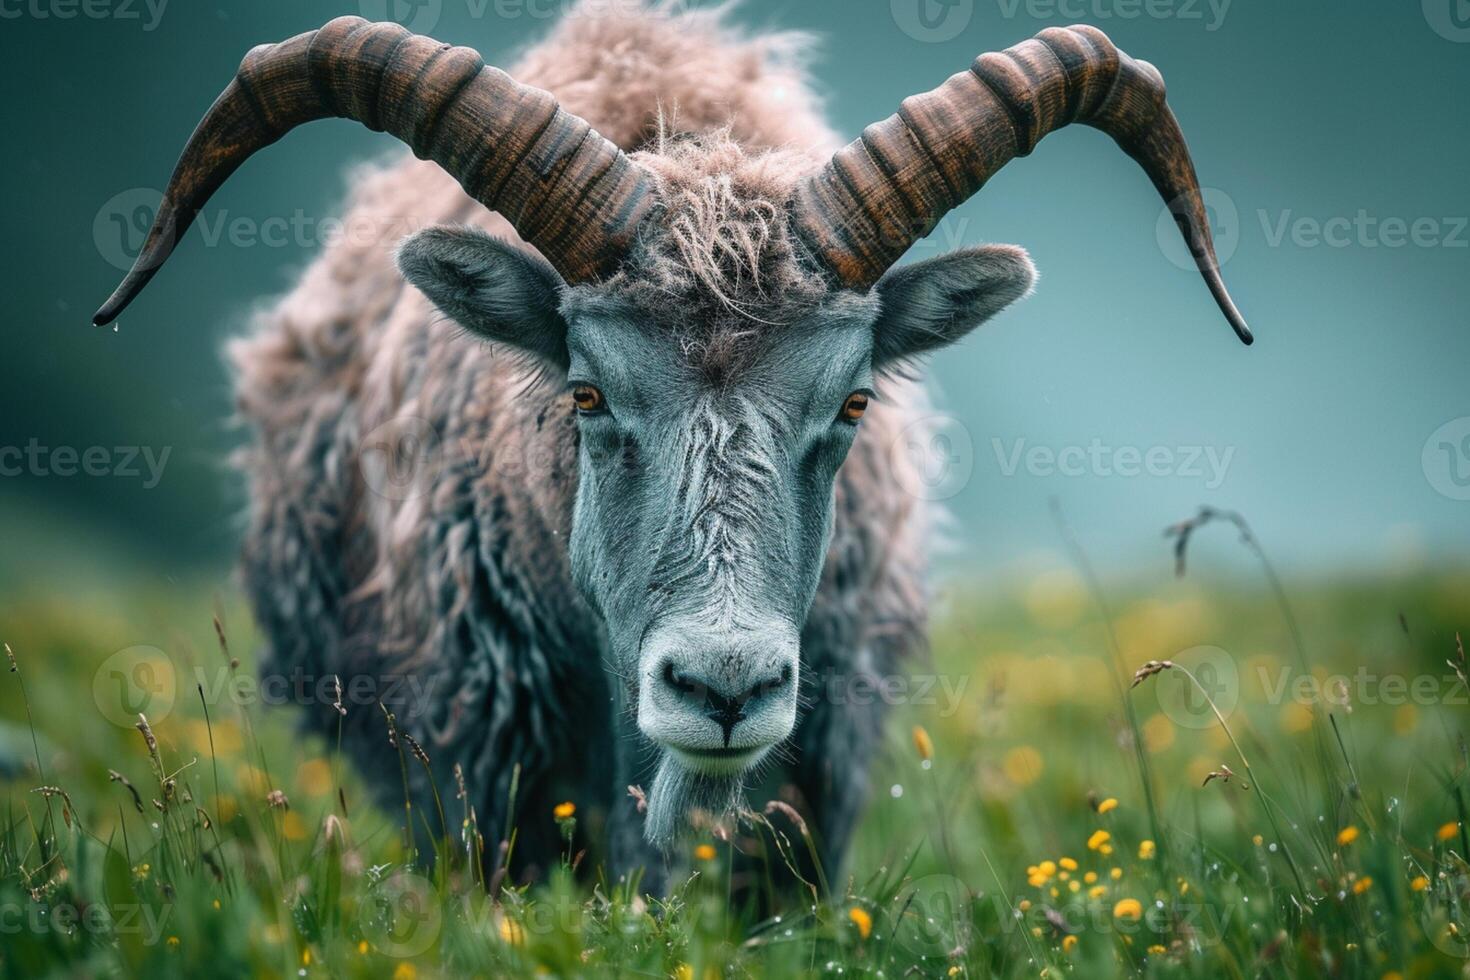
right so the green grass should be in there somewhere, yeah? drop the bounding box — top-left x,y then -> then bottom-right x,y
1,548 -> 1469,978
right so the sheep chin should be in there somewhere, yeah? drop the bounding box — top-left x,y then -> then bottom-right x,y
642,754 -> 744,848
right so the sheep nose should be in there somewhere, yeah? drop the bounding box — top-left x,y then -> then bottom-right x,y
661,662 -> 793,748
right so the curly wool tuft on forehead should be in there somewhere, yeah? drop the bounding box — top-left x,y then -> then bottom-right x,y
616,132 -> 832,351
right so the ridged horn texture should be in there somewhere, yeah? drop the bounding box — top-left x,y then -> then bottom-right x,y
792,24 -> 1252,345
94,15 -> 655,326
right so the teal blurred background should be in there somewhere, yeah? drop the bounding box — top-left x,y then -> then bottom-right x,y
1,0 -> 1467,587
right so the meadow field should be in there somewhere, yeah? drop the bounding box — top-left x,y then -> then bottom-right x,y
1,517 -> 1468,978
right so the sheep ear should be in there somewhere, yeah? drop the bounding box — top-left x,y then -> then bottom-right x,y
397,226 -> 569,370
870,245 -> 1036,368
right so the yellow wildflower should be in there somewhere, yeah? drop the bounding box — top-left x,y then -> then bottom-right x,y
1352,876 -> 1373,895
1438,822 -> 1459,842
912,725 -> 934,762
1337,826 -> 1359,847
1096,798 -> 1118,814
553,801 -> 576,819
1059,857 -> 1078,871
1411,876 -> 1430,892
1062,935 -> 1078,953
1038,860 -> 1057,877
1138,839 -> 1156,860
1087,830 -> 1111,851
694,844 -> 718,861
358,940 -> 369,954
849,906 -> 873,940
1088,885 -> 1107,899
1113,898 -> 1143,921
281,811 -> 308,841
393,964 -> 417,980
1147,944 -> 1166,955
1003,746 -> 1043,785
166,936 -> 180,949
498,916 -> 526,946
1083,871 -> 1097,884
1109,867 -> 1123,881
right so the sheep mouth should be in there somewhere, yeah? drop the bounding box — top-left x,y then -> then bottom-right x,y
666,744 -> 762,776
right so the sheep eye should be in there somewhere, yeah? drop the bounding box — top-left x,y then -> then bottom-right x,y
839,391 -> 869,423
572,385 -> 605,413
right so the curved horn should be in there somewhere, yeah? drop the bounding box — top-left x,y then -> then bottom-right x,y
94,15 -> 654,326
792,24 -> 1252,345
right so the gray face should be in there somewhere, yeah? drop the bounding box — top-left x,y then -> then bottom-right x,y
559,288 -> 878,782
396,224 -> 1036,842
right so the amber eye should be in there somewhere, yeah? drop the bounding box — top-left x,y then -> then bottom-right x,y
840,391 -> 869,423
572,385 -> 605,413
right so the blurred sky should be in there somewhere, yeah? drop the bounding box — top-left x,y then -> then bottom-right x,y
1,0 -> 1467,584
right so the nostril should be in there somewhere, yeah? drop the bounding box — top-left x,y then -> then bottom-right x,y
661,660 -> 698,696
748,663 -> 793,700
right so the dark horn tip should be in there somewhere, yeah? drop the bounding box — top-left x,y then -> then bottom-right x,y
93,270 -> 150,327
93,298 -> 122,328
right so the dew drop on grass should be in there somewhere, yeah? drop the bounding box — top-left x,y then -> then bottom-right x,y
890,784 -> 904,798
